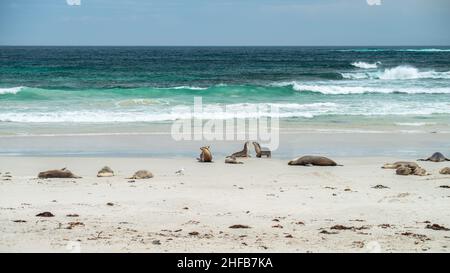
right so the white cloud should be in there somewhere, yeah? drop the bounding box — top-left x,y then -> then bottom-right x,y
66,0 -> 81,6
366,0 -> 382,6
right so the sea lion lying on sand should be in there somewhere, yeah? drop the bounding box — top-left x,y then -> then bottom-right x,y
253,142 -> 271,158
418,152 -> 450,162
97,166 -> 114,177
230,142 -> 250,158
197,146 -> 213,162
382,161 -> 419,170
128,170 -> 153,179
38,168 -> 81,179
383,161 -> 429,176
396,166 -> 429,176
288,156 -> 342,166
440,167 -> 450,175
225,156 -> 244,164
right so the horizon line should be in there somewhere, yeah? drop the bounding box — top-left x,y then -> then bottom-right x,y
1,44 -> 450,47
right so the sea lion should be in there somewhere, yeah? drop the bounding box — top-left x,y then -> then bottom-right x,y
197,146 -> 213,162
253,142 -> 271,158
230,142 -> 250,158
225,156 -> 244,164
288,156 -> 342,166
418,152 -> 450,162
440,167 -> 450,175
97,166 -> 114,177
128,170 -> 153,179
413,167 -> 430,176
382,161 -> 419,170
38,168 -> 81,179
396,166 -> 412,176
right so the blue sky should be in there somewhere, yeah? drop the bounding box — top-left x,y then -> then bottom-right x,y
1,0 -> 449,46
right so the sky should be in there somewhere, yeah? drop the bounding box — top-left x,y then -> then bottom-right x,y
0,0 -> 449,46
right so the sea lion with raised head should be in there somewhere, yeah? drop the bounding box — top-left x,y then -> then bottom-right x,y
253,142 -> 271,158
382,161 -> 419,170
418,152 -> 450,162
288,156 -> 342,166
197,146 -> 213,162
128,170 -> 153,179
230,142 -> 250,158
97,166 -> 114,177
225,156 -> 244,164
38,168 -> 81,179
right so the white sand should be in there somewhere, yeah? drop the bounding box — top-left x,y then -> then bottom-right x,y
0,156 -> 449,253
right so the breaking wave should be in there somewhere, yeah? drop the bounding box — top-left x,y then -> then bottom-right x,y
351,61 -> 380,69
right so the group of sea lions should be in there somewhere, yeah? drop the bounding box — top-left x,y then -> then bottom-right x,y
38,167 -> 153,180
382,152 -> 450,176
197,141 -> 272,164
35,151 -> 450,180
197,141 -> 341,166
198,145 -> 450,176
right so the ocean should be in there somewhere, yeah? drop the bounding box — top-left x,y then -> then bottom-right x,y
1,46 -> 450,135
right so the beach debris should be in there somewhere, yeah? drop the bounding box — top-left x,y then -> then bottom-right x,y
197,146 -> 213,162
352,241 -> 365,248
36,212 -> 54,217
330,225 -> 369,231
295,221 -> 305,225
400,232 -> 430,242
272,224 -> 283,229
440,167 -> 450,175
106,202 -> 114,206
152,240 -> 161,245
229,224 -> 251,229
175,168 -> 185,175
66,214 -> 80,217
425,224 -> 450,231
439,185 -> 450,189
128,170 -> 153,179
97,166 -> 114,177
418,152 -> 450,162
285,234 -> 293,238
229,142 -> 251,158
12,220 -> 27,223
288,156 -> 342,166
252,142 -> 271,158
372,184 -> 390,189
225,156 -> 244,164
319,230 -> 338,235
67,222 -> 84,229
38,168 -> 81,179
188,231 -> 200,236
378,224 -> 392,229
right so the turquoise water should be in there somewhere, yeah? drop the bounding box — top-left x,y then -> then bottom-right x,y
1,46 -> 450,133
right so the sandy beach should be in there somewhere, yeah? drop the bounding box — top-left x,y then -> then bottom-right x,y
1,155 -> 449,253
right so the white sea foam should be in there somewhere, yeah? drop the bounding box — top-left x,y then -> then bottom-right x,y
0,87 -> 24,95
351,61 -> 380,69
278,81 -> 450,94
170,86 -> 208,90
2,100 -> 450,123
341,66 -> 450,80
395,122 -> 437,127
